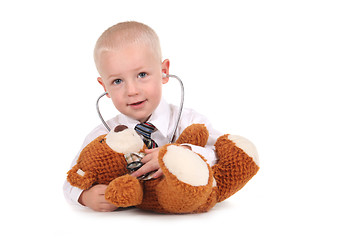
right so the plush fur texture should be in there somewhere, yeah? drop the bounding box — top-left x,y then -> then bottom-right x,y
212,134 -> 260,202
67,135 -> 128,189
67,124 -> 259,213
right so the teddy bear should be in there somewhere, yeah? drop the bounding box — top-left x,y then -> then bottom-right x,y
67,124 -> 259,213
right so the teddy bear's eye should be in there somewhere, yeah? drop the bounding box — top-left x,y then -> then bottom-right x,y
100,139 -> 105,143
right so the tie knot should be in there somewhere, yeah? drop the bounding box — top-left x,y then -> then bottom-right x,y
134,122 -> 158,149
135,122 -> 156,137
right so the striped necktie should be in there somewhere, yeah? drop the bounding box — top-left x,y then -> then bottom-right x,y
134,122 -> 158,149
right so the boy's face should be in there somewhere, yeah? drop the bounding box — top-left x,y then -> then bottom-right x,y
97,44 -> 169,123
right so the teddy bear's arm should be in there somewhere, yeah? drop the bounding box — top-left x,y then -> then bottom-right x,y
175,124 -> 209,147
67,164 -> 97,190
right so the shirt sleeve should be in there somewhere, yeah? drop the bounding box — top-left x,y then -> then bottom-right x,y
63,179 -> 84,206
177,108 -> 222,166
181,144 -> 218,166
63,147 -> 84,206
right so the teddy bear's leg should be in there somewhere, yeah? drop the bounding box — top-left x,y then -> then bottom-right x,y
156,145 -> 214,213
213,134 -> 259,202
192,178 -> 220,213
105,175 -> 143,208
137,178 -> 171,213
67,165 -> 97,190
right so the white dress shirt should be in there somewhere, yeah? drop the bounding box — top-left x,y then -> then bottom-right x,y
63,99 -> 222,206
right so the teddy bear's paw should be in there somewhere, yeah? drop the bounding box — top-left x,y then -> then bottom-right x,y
161,145 -> 210,186
67,166 -> 97,190
215,134 -> 259,166
105,175 -> 143,207
227,135 -> 259,166
213,134 -> 260,202
156,145 -> 214,213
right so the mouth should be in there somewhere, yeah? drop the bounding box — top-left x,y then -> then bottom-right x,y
128,100 -> 147,107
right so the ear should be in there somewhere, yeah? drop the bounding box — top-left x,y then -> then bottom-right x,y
161,59 -> 170,84
97,77 -> 111,98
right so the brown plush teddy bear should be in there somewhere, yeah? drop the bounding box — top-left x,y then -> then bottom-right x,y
67,124 -> 259,213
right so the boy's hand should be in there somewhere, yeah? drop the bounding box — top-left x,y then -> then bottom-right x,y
130,146 -> 192,179
78,184 -> 118,212
131,148 -> 163,179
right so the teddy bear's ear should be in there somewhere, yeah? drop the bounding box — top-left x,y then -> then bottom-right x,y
114,125 -> 128,132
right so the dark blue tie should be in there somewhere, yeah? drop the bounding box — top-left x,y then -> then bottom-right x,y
134,122 -> 158,149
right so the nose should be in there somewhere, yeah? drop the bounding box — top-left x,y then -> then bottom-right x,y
125,80 -> 139,96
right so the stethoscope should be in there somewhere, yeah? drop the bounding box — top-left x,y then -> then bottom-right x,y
96,73 -> 184,144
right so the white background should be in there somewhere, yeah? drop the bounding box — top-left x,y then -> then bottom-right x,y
1,0 -> 336,239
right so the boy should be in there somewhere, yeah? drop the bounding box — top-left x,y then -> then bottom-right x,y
63,21 -> 258,212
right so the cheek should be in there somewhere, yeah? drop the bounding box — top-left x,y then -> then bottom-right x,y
146,81 -> 162,98
153,88 -> 162,100
110,91 -> 124,107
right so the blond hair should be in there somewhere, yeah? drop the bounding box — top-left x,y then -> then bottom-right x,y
94,21 -> 162,74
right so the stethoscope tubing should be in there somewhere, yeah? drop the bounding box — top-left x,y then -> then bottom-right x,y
96,74 -> 184,144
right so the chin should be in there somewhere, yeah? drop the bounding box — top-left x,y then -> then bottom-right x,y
126,107 -> 155,122
130,113 -> 150,123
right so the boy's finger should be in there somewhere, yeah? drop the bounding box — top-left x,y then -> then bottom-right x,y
96,184 -> 108,194
99,203 -> 117,212
141,154 -> 152,163
144,148 -> 158,154
131,161 -> 159,178
152,169 -> 163,179
131,166 -> 148,178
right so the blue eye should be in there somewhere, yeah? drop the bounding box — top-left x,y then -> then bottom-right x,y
138,72 -> 147,78
113,79 -> 122,85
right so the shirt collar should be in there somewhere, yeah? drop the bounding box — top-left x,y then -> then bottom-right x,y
147,99 -> 170,138
117,99 -> 171,138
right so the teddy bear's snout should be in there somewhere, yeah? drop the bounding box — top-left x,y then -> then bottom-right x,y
105,128 -> 144,154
